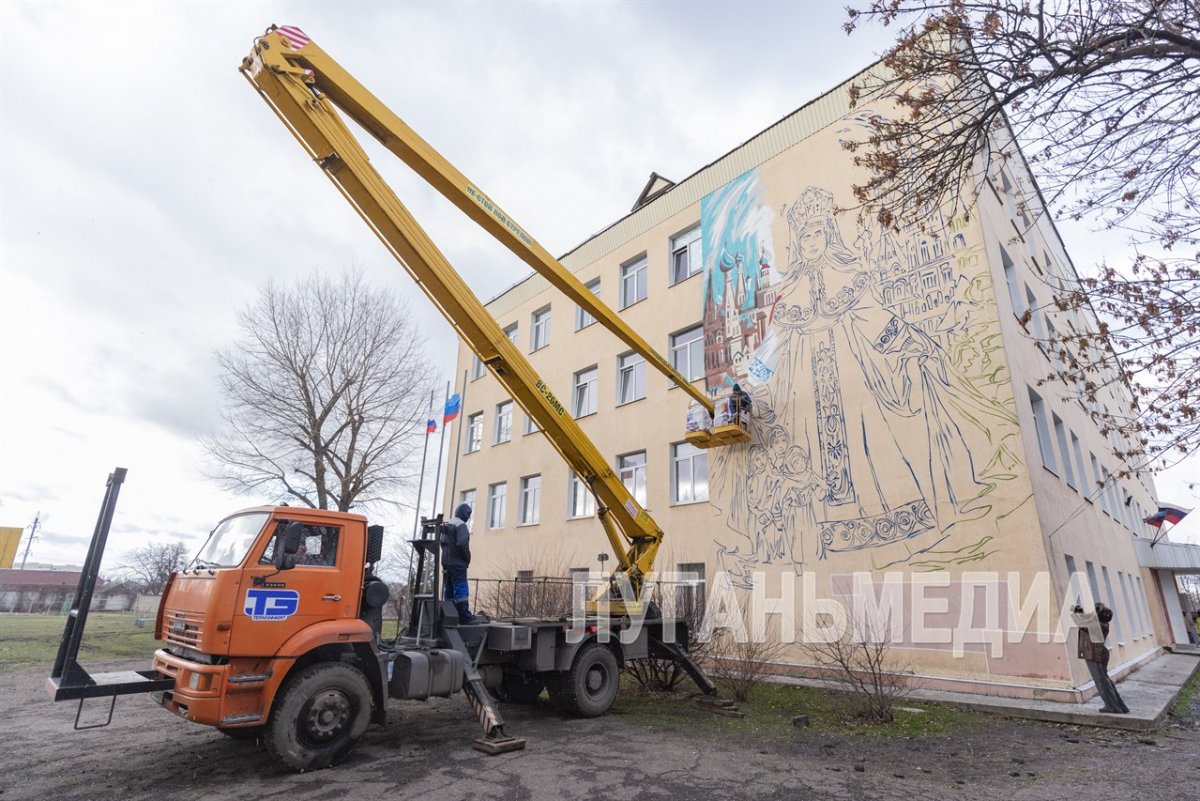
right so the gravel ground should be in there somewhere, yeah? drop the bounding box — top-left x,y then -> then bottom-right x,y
3,659 -> 1198,801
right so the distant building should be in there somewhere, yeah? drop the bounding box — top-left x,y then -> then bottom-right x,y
0,568 -> 90,614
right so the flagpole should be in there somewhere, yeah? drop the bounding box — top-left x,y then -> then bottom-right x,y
410,388 -> 436,541
448,369 -> 470,513
431,380 -> 451,518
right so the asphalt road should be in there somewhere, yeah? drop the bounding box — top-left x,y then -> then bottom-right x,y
3,659 -> 1198,801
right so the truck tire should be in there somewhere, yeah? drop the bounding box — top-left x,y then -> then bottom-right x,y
499,674 -> 545,705
265,662 -> 373,771
551,643 -> 619,717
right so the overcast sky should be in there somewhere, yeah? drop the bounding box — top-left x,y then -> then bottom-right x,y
1,0 -> 1194,573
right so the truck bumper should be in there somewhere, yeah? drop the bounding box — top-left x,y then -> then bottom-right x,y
152,649 -> 275,729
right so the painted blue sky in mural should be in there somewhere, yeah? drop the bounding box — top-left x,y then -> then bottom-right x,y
701,169 -> 775,320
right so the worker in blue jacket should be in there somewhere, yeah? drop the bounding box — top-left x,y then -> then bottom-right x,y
440,503 -> 480,624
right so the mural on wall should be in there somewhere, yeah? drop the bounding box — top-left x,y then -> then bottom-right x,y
703,156 -> 1024,588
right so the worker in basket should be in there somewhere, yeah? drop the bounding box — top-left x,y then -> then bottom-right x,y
440,503 -> 483,624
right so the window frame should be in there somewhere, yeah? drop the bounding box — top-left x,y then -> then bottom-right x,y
617,450 -> 647,506
575,278 -> 601,330
567,471 -> 596,519
465,412 -> 483,454
619,254 -> 648,309
670,225 -> 702,286
616,350 -> 646,405
518,474 -> 541,526
671,441 -> 709,504
487,482 -> 507,529
530,306 -> 551,351
573,365 -> 599,418
494,400 -> 513,444
669,324 -> 704,383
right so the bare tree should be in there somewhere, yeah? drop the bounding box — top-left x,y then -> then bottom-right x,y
705,628 -> 787,703
204,269 -> 436,511
844,1 -> 1200,462
119,542 -> 189,594
806,615 -> 916,724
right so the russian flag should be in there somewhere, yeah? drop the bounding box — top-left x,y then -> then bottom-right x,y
443,393 -> 462,424
426,418 -> 437,435
1144,505 -> 1192,528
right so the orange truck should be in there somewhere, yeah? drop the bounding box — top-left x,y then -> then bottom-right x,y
48,470 -> 713,771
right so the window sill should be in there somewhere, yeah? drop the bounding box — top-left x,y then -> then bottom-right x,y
530,344 -> 550,354
523,429 -> 541,436
670,498 -> 709,507
574,410 -> 597,420
667,377 -> 704,390
493,438 -> 512,446
669,270 -> 702,288
616,396 -> 646,408
465,449 -> 481,456
516,522 -> 540,528
575,321 -> 598,332
566,514 -> 594,521
619,297 -> 647,312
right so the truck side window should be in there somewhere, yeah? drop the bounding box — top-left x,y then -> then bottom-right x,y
259,524 -> 340,568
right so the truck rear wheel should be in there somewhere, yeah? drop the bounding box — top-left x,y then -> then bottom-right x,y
551,643 -> 619,717
265,662 -> 372,771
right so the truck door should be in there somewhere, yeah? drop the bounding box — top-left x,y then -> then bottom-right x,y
229,520 -> 351,655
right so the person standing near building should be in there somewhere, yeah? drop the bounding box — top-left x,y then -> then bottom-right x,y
1073,603 -> 1129,714
440,503 -> 479,624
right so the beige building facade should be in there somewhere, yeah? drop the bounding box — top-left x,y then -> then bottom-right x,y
442,66 -> 1176,700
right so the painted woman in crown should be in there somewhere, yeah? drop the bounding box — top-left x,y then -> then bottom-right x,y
744,186 -> 991,563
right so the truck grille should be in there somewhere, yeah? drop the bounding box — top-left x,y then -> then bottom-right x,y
164,609 -> 205,649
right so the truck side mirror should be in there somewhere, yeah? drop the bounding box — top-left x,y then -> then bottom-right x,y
275,521 -> 304,570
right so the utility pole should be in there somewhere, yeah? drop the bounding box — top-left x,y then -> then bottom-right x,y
19,512 -> 40,570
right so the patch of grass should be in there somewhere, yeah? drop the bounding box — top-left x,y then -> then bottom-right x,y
1169,665 -> 1200,719
611,677 -> 983,741
0,613 -> 159,667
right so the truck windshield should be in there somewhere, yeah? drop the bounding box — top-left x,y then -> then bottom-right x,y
190,512 -> 271,569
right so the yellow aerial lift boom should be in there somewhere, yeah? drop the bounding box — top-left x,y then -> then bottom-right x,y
240,25 -> 748,609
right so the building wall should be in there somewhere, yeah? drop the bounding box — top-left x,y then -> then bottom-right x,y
444,73 -> 1163,695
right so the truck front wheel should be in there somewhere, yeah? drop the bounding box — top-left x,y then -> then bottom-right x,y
266,662 -> 373,771
550,643 -> 619,717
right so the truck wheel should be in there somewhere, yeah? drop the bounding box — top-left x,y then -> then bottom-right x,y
499,674 -> 545,704
265,662 -> 373,771
552,643 -> 619,717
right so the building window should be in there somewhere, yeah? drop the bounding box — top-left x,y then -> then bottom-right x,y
573,366 -> 598,417
1100,566 -> 1125,643
1070,431 -> 1088,497
670,226 -> 702,285
458,488 -> 476,516
575,278 -> 601,330
671,442 -> 708,504
617,351 -> 646,405
670,325 -> 704,382
465,412 -> 483,453
471,354 -> 486,381
518,474 -> 541,526
1025,285 -> 1046,343
494,401 -> 513,444
1027,388 -> 1058,475
523,414 -> 540,435
487,482 -> 507,529
620,255 -> 648,308
503,322 -> 518,345
1102,466 -> 1120,521
1064,554 -> 1081,607
1052,414 -> 1076,489
568,471 -> 595,519
675,562 -> 705,623
1088,452 -> 1105,509
530,307 -> 551,351
618,451 -> 647,506
1118,572 -> 1138,638
1001,247 -> 1023,317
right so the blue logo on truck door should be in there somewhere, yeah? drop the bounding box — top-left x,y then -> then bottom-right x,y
244,589 -> 299,621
